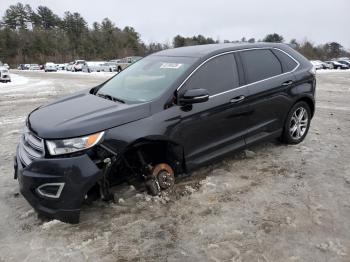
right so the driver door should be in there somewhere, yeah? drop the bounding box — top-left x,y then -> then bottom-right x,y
172,53 -> 250,169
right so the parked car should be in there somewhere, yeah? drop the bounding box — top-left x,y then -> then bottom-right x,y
66,62 -> 74,71
337,60 -> 350,67
310,60 -> 323,70
82,61 -> 105,73
71,60 -> 86,72
14,43 -> 315,223
28,64 -> 41,70
3,63 -> 10,70
114,56 -> 142,72
325,61 -> 349,69
18,64 -> 29,70
99,62 -> 118,72
311,60 -> 332,69
321,61 -> 332,69
56,64 -> 67,70
44,62 -> 58,72
0,66 -> 11,83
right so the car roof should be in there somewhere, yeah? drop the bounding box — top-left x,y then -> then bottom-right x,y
152,42 -> 291,58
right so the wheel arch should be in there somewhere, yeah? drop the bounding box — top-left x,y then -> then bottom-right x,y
121,136 -> 187,175
295,96 -> 315,118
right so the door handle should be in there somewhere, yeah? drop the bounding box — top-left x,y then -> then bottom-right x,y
282,80 -> 294,86
230,95 -> 245,103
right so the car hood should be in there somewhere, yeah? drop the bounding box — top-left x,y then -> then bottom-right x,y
29,92 -> 151,139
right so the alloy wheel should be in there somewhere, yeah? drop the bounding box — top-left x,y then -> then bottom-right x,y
289,107 -> 308,140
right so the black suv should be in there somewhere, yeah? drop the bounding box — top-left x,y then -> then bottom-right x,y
14,43 -> 316,223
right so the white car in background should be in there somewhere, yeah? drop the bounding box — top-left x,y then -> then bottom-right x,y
3,63 -> 10,70
82,61 -> 105,73
71,60 -> 86,72
99,62 -> 117,72
56,63 -> 67,70
44,62 -> 57,72
0,66 -> 11,83
66,62 -> 74,71
310,60 -> 323,70
29,64 -> 41,70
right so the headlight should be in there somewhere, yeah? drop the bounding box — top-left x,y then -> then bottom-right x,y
46,131 -> 104,156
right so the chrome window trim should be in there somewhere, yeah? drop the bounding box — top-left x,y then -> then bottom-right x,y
176,47 -> 300,98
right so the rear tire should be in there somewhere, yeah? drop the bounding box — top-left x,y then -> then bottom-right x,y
281,101 -> 311,144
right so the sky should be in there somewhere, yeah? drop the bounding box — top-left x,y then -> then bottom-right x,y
1,0 -> 349,49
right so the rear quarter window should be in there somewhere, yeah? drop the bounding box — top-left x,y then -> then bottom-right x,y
240,49 -> 283,84
272,49 -> 298,72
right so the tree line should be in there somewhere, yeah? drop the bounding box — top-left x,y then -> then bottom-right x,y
0,3 -> 348,66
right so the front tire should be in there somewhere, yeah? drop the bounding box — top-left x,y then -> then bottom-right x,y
281,101 -> 311,144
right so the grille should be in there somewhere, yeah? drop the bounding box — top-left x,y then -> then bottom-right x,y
19,127 -> 45,167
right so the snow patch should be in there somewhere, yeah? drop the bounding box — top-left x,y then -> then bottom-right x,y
0,73 -> 28,88
316,240 -> 347,256
20,209 -> 35,219
53,70 -> 117,77
0,116 -> 26,125
41,219 -> 65,230
317,69 -> 350,74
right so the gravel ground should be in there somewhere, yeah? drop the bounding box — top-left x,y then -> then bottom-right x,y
0,70 -> 350,262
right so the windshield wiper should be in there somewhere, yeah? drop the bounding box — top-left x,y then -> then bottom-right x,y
97,93 -> 125,104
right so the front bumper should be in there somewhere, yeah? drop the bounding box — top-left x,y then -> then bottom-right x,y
15,148 -> 103,223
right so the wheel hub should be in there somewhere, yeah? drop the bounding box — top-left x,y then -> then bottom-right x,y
152,163 -> 175,190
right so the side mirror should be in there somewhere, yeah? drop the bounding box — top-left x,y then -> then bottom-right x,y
179,89 -> 209,105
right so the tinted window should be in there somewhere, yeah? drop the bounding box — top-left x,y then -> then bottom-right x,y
272,49 -> 298,72
182,54 -> 238,96
240,49 -> 283,84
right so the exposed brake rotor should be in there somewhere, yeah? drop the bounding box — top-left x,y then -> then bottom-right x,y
146,163 -> 175,195
152,163 -> 175,190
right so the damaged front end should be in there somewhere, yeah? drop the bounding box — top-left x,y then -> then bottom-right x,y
14,127 -> 180,223
14,126 -> 114,223
15,149 -> 103,223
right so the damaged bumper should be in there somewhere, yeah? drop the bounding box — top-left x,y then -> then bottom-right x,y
14,147 -> 103,223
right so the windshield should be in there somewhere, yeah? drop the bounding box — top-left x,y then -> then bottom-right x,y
97,56 -> 196,103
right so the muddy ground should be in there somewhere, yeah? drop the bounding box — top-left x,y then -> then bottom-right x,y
0,70 -> 349,262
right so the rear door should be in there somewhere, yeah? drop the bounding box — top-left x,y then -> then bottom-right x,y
175,53 -> 250,168
238,48 -> 298,144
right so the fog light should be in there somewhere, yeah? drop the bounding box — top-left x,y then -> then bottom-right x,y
36,183 -> 65,198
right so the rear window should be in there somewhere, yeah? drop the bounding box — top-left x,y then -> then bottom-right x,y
272,49 -> 298,72
240,49 -> 283,84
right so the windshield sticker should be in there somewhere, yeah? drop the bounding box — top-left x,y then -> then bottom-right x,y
160,63 -> 183,69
